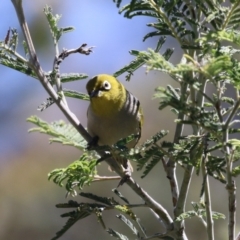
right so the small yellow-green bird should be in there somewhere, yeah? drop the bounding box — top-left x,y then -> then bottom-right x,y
86,74 -> 143,170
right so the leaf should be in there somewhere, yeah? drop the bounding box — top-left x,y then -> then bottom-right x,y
107,228 -> 128,240
114,37 -> 166,79
60,73 -> 88,83
48,154 -> 97,192
232,166 -> 240,177
175,210 -> 197,221
27,116 -> 87,150
44,5 -> 63,42
116,214 -> 140,237
0,49 -> 35,78
211,211 -> 226,220
63,89 -> 89,101
80,192 -> 119,206
115,205 -> 137,221
203,55 -> 233,77
113,50 -> 146,79
140,149 -> 164,178
51,204 -> 93,240
136,130 -> 168,176
228,139 -> 240,148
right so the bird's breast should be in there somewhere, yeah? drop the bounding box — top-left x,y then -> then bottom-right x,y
87,104 -> 140,147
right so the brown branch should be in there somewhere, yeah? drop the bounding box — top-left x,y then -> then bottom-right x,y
10,0 -> 178,237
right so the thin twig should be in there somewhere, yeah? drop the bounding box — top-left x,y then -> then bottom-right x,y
165,82 -> 188,211
92,175 -> 121,182
202,155 -> 214,240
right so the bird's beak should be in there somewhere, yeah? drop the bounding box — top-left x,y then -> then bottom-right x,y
89,89 -> 100,98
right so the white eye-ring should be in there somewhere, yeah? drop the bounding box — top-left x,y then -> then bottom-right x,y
103,80 -> 111,90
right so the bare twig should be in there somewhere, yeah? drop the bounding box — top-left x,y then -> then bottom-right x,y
202,155 -> 214,240
164,83 -> 188,213
92,175 -> 121,182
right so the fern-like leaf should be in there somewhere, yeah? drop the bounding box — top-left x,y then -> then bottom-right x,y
63,89 -> 89,101
48,154 -> 97,192
60,73 -> 88,83
27,116 -> 87,150
80,192 -> 119,206
44,5 -> 74,43
116,214 -> 141,238
107,228 -> 129,240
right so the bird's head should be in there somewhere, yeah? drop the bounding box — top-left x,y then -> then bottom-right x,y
86,74 -> 126,116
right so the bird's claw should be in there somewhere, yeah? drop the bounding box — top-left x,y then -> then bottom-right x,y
87,136 -> 99,150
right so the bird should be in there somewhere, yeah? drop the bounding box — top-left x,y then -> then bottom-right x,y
86,74 -> 143,172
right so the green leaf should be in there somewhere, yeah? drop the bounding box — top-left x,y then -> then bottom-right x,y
51,207 -> 91,240
175,207 -> 225,222
63,89 -> 89,101
228,139 -> 240,148
8,28 -> 18,51
113,50 -> 146,79
211,211 -> 226,220
27,116 -> 87,150
140,150 -> 163,178
44,5 -> 73,43
114,37 -> 167,79
48,154 -> 97,192
136,130 -> 168,175
53,202 -> 107,240
61,26 -> 74,34
203,55 -> 233,77
0,48 -> 35,77
60,73 -> 88,83
114,205 -> 137,221
175,210 -> 197,221
232,166 -> 240,177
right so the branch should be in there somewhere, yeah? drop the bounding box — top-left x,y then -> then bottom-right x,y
11,0 -> 91,143
11,0 -> 177,236
225,148 -> 236,240
223,93 -> 238,240
92,175 -> 121,182
202,155 -> 214,240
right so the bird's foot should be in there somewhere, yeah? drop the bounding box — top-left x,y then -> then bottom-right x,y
87,136 -> 99,150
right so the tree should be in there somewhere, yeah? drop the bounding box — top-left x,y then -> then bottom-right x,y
1,0 -> 240,239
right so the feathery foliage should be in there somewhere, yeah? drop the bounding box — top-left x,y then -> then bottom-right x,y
48,154 -> 97,195
27,116 -> 88,150
3,1 -> 240,239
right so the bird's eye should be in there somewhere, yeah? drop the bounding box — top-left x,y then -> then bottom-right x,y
103,80 -> 111,90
